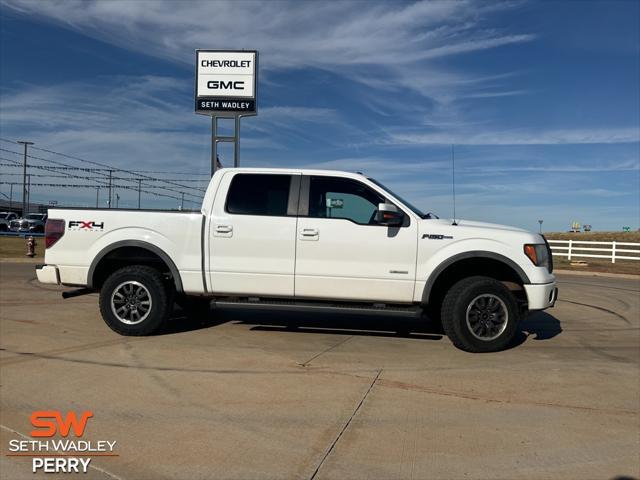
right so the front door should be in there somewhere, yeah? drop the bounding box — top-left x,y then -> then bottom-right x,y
295,175 -> 418,303
209,172 -> 300,297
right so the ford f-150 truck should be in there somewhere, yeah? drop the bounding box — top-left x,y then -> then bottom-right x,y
36,168 -> 557,352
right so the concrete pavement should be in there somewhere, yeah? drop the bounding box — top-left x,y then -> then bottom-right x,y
1,263 -> 638,479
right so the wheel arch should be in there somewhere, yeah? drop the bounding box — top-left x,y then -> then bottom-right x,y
422,251 -> 530,305
88,240 -> 183,292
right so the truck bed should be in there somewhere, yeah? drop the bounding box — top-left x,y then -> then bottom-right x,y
44,208 -> 205,292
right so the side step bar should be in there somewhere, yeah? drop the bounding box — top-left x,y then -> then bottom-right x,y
213,297 -> 422,317
62,288 -> 94,299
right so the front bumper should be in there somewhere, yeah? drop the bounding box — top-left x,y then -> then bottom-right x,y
36,264 -> 60,285
523,282 -> 558,310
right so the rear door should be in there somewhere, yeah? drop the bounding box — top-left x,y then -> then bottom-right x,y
208,172 -> 300,296
294,175 -> 418,303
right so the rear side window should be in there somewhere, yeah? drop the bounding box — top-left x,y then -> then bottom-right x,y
226,174 -> 292,216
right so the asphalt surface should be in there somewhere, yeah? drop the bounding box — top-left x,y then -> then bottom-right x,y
0,262 -> 638,480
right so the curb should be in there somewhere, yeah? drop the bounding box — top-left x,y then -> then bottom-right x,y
0,257 -> 41,264
555,269 -> 639,280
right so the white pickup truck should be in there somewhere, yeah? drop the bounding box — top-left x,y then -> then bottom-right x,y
36,168 -> 557,352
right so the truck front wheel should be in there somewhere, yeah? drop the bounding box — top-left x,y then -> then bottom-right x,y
440,276 -> 520,353
99,265 -> 173,335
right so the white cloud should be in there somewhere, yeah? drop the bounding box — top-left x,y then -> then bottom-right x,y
1,1 -> 528,68
0,76 -> 341,172
305,157 -> 451,176
384,127 -> 640,145
464,159 -> 640,173
461,90 -> 531,99
1,0 -> 534,103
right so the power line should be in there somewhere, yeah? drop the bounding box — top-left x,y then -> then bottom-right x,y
0,167 -> 206,182
0,146 -> 204,199
0,181 -> 189,201
0,156 -> 195,203
24,141 -> 207,193
1,140 -> 208,192
0,138 -> 210,208
0,171 -> 90,179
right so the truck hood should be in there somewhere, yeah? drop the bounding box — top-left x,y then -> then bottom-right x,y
420,218 -> 539,243
426,218 -> 528,233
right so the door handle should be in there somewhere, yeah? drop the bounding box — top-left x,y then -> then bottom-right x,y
299,228 -> 319,241
216,225 -> 233,233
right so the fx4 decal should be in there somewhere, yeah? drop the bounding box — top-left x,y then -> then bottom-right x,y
69,221 -> 104,231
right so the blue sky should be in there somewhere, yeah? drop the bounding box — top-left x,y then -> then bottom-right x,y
0,0 -> 638,231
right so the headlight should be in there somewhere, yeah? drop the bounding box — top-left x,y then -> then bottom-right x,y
524,244 -> 549,268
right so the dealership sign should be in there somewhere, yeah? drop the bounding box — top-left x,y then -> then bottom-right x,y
195,50 -> 257,115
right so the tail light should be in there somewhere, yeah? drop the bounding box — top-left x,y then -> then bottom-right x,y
45,219 -> 65,248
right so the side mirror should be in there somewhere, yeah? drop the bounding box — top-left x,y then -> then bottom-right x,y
375,203 -> 403,226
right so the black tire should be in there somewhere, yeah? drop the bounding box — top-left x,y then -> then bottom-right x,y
99,265 -> 173,335
440,276 -> 520,353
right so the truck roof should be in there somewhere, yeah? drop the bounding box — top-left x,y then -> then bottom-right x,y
217,167 -> 368,179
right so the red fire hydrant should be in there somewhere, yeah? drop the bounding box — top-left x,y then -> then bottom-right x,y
26,236 -> 36,257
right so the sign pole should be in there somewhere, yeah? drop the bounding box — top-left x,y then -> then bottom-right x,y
234,116 -> 240,168
211,115 -> 217,176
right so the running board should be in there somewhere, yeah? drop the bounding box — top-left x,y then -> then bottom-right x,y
61,288 -> 94,299
212,298 -> 422,317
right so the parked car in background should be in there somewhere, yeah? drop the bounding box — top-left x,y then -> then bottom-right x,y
0,212 -> 19,232
10,213 -> 48,233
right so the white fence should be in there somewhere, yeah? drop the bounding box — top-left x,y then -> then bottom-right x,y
547,239 -> 640,264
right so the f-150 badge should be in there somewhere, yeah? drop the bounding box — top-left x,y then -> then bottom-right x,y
422,234 -> 453,240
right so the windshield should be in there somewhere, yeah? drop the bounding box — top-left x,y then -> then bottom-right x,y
367,177 -> 429,218
26,214 -> 44,220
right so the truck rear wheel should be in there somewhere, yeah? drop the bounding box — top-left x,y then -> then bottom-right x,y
440,276 -> 520,353
99,265 -> 173,335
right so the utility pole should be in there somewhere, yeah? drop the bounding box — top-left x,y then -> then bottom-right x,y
137,179 -> 142,209
95,187 -> 100,208
107,170 -> 113,208
9,183 -> 14,210
115,193 -> 120,209
26,174 -> 31,212
180,192 -> 184,210
17,141 -> 34,216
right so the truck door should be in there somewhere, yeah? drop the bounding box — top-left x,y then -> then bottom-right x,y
294,175 -> 418,303
208,172 -> 300,296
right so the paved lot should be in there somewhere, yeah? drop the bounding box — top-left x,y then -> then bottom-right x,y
1,262 -> 638,480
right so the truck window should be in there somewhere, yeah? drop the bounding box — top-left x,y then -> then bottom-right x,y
226,174 -> 292,216
308,176 -> 384,225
